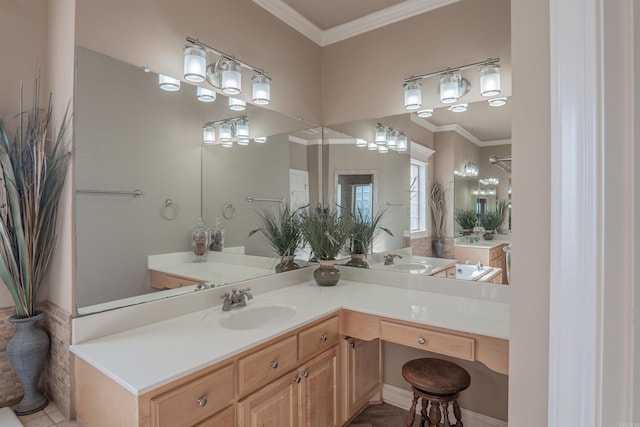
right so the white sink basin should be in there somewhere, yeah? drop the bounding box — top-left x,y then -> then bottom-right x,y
455,264 -> 492,281
220,305 -> 296,330
392,263 -> 430,274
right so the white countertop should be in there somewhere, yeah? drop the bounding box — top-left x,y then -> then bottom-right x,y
454,236 -> 511,249
70,278 -> 509,396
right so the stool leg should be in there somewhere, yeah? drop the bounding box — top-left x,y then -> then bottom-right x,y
419,398 -> 428,427
453,399 -> 463,427
441,401 -> 451,427
428,401 -> 441,427
405,393 -> 419,427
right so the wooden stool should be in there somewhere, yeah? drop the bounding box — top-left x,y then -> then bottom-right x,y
402,358 -> 471,427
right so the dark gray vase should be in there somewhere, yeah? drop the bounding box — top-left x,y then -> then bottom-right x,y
7,311 -> 49,415
433,238 -> 444,258
313,260 -> 341,286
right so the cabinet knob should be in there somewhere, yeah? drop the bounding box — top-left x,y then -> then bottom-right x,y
197,396 -> 208,407
176,282 -> 183,288
418,337 -> 426,345
320,334 -> 328,341
270,360 -> 279,369
293,376 -> 301,383
301,370 -> 309,378
349,341 -> 356,349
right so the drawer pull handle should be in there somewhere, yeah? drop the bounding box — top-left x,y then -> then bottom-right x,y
320,334 -> 328,341
270,360 -> 279,369
349,341 -> 356,349
418,337 -> 426,345
301,370 -> 309,378
177,282 -> 183,288
197,396 -> 208,407
294,376 -> 301,383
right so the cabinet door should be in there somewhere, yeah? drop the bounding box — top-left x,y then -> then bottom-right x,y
299,347 -> 339,427
342,338 -> 381,422
237,371 -> 299,427
195,406 -> 234,427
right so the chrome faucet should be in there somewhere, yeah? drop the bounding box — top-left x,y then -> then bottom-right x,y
383,254 -> 402,265
465,261 -> 484,270
220,288 -> 253,311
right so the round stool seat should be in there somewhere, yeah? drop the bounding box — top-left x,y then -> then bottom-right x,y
402,358 -> 470,396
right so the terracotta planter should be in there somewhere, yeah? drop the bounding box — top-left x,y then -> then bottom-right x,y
313,260 -> 341,286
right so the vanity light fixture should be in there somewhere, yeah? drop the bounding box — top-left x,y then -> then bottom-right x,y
367,141 -> 378,151
387,131 -> 398,148
417,108 -> 433,118
373,123 -> 408,153
253,136 -> 267,143
197,87 -> 216,102
228,97 -> 246,111
218,121 -> 233,142
375,124 -> 387,144
158,74 -> 180,91
221,140 -> 234,148
378,144 -> 389,154
235,117 -> 249,138
201,115 -> 249,146
403,58 -> 499,110
186,36 -> 271,104
488,97 -> 507,107
396,133 -> 408,152
183,45 -> 207,83
449,103 -> 468,113
202,124 -> 216,144
355,138 -> 368,148
464,162 -> 479,177
236,138 -> 250,146
479,178 -> 500,185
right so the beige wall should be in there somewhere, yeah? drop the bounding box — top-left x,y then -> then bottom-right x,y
289,141 -> 308,171
74,0 -> 322,124
509,0 -> 551,423
321,0 -> 511,125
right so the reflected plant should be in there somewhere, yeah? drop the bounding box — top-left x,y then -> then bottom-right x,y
429,182 -> 447,239
248,205 -> 303,257
455,209 -> 478,232
349,207 -> 392,255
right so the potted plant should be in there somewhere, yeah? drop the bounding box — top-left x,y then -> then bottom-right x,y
455,209 -> 478,235
300,205 -> 351,286
249,206 -> 302,272
346,207 -> 392,268
429,182 -> 447,258
0,85 -> 71,415
480,209 -> 504,240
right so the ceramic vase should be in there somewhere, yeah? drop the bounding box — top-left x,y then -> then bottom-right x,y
275,255 -> 299,273
433,238 -> 444,258
345,253 -> 369,269
313,260 -> 341,286
483,231 -> 495,240
7,311 -> 49,415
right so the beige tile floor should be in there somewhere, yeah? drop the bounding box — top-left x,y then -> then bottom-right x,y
15,402 -> 81,427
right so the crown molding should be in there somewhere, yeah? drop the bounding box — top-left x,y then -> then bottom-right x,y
410,141 -> 435,162
478,138 -> 512,147
253,0 -> 460,47
435,124 -> 482,146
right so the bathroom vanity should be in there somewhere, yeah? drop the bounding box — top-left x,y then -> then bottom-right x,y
70,270 -> 509,427
454,238 -> 510,284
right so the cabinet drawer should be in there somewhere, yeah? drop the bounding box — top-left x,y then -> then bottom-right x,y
238,335 -> 298,396
150,270 -> 201,289
489,244 -> 507,261
298,316 -> 340,361
195,406 -> 234,427
150,363 -> 234,427
379,321 -> 475,361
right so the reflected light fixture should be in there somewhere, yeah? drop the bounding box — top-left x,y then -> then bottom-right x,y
254,136 -> 267,143
375,124 -> 387,144
488,97 -> 507,107
387,131 -> 398,148
355,138 -> 368,148
228,97 -> 246,111
480,64 -> 501,96
404,81 -> 422,110
252,75 -> 271,105
397,134 -> 408,152
235,117 -> 249,138
449,103 -> 468,113
237,138 -> 250,146
417,109 -> 433,118
158,74 -> 180,91
197,87 -> 216,102
218,122 -> 232,142
378,144 -> 389,153
202,124 -> 216,144
183,45 -> 207,82
221,141 -> 234,148
367,141 -> 378,151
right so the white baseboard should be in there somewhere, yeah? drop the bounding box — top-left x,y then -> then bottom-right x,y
0,407 -> 23,427
381,384 -> 508,427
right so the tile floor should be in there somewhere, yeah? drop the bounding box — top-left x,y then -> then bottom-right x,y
15,402 -> 81,427
349,402 -> 409,427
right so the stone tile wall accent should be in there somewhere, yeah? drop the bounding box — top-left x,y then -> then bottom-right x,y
0,303 -> 72,419
410,236 -> 454,260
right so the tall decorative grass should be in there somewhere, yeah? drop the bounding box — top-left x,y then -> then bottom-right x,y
300,205 -> 351,260
248,206 -> 302,256
429,182 -> 447,239
349,207 -> 392,255
0,82 -> 71,318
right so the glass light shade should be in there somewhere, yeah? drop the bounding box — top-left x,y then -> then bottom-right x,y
417,109 -> 433,118
480,64 -> 501,96
222,61 -> 242,95
387,131 -> 398,148
219,123 -> 232,141
235,118 -> 249,138
404,81 -> 422,110
158,74 -> 180,91
237,138 -> 250,146
355,138 -> 368,147
253,136 -> 267,143
488,97 -> 507,107
196,87 -> 216,102
378,144 -> 389,154
252,75 -> 271,105
397,134 -> 408,152
228,97 -> 246,111
221,141 -> 233,148
440,72 -> 460,103
449,103 -> 468,113
375,125 -> 387,144
202,124 -> 216,144
184,45 -> 207,83
367,141 -> 378,151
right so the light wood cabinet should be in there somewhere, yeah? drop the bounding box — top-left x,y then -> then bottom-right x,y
341,338 -> 381,422
195,406 -> 234,427
149,270 -> 201,289
237,370 -> 300,427
299,348 -> 339,427
454,243 -> 509,284
238,335 -> 298,396
429,265 -> 456,279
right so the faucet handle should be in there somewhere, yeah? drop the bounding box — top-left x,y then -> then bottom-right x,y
220,292 -> 230,299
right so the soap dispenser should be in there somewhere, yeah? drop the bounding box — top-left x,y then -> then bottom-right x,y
191,217 -> 209,262
210,217 -> 225,252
